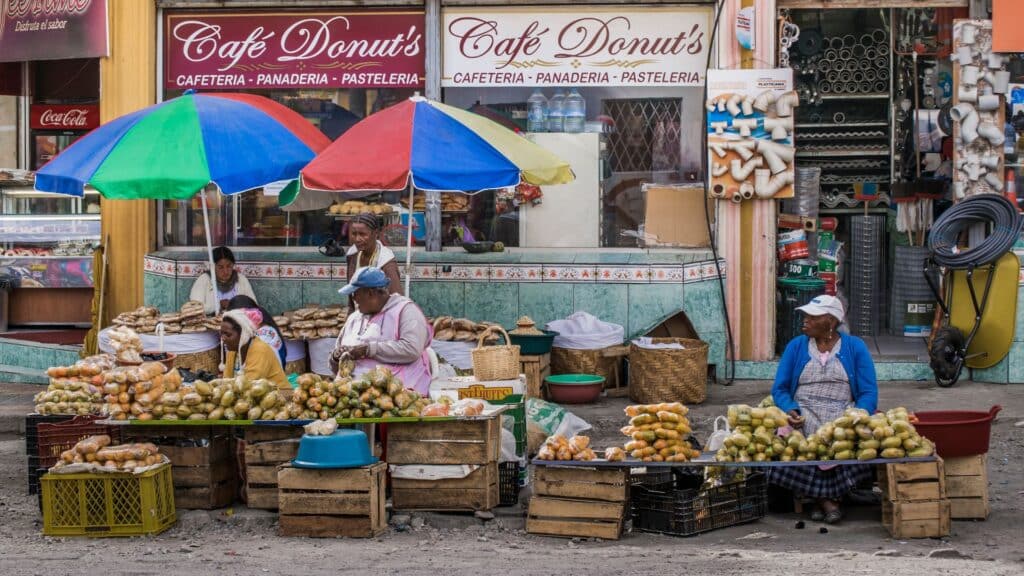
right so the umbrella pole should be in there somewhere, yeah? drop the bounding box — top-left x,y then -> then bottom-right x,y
405,184 -> 414,295
201,188 -> 218,311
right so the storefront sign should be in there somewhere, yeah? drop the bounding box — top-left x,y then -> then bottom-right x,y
0,0 -> 108,63
30,104 -> 99,130
164,10 -> 425,89
442,7 -> 710,87
994,0 -> 1024,52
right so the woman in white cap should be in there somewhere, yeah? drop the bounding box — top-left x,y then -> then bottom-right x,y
329,267 -> 433,394
769,294 -> 878,525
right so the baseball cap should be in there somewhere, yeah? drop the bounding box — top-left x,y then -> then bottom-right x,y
339,266 -> 390,296
796,294 -> 845,322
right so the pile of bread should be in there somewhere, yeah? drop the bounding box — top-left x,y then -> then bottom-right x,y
112,301 -> 217,334
401,193 -> 470,212
431,316 -> 501,343
274,305 -> 348,340
328,200 -> 394,215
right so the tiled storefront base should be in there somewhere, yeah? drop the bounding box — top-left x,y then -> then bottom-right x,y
0,337 -> 81,385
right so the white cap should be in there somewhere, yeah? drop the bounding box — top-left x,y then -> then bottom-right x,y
796,294 -> 845,322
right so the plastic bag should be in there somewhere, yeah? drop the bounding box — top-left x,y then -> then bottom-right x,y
499,428 -> 517,463
526,398 -> 591,455
706,416 -> 731,452
546,311 -> 624,350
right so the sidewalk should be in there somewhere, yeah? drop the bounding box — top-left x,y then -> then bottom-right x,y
0,383 -> 39,435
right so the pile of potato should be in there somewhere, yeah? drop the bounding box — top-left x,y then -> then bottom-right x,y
622,403 -> 701,462
536,434 -> 596,461
284,368 -> 430,420
714,403 -> 792,463
54,434 -> 165,472
155,377 -> 285,421
792,407 -> 934,461
34,355 -> 115,415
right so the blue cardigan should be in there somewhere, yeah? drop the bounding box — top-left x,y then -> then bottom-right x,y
771,333 -> 878,415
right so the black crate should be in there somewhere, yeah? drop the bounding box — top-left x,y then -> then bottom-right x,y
498,461 -> 520,507
631,472 -> 767,537
25,415 -> 74,495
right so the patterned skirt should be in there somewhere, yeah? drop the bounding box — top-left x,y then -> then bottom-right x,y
766,464 -> 875,500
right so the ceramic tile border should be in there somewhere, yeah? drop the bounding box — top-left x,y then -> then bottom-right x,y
147,258 -> 727,284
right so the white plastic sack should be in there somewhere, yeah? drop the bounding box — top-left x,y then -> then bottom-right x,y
706,416 -> 731,452
526,397 -> 591,438
430,339 -> 475,370
499,427 -> 517,463
389,464 -> 477,480
98,327 -> 218,356
631,337 -> 686,350
284,339 -> 307,362
307,337 -> 337,376
546,311 -> 624,350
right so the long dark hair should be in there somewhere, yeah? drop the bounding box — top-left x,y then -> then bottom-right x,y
213,246 -> 236,264
226,295 -> 283,341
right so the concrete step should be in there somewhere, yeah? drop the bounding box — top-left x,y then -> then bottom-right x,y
0,364 -> 47,386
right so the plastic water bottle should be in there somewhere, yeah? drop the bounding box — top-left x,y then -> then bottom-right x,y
526,89 -> 548,133
548,89 -> 565,132
563,88 -> 586,133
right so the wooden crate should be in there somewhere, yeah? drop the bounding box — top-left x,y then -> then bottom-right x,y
386,417 -> 500,465
125,425 -> 236,510
882,499 -> 951,539
526,466 -> 628,540
520,353 -> 550,399
944,454 -> 989,520
391,462 -> 499,511
278,462 -> 387,538
601,345 -> 630,398
245,425 -> 304,444
244,438 -> 300,510
878,459 -> 946,502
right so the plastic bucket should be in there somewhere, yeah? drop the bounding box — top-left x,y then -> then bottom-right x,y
913,405 -> 1001,457
784,259 -> 818,278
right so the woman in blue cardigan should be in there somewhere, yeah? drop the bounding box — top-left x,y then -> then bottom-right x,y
770,294 -> 878,525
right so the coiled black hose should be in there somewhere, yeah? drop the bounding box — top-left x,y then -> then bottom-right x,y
927,194 -> 1023,269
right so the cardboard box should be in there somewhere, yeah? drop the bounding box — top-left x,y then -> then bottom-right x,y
642,184 -> 713,248
431,375 -> 526,402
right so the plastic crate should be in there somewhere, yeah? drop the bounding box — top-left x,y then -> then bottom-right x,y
498,461 -> 520,507
36,416 -> 123,471
26,414 -> 75,495
41,463 -> 177,537
631,472 -> 767,537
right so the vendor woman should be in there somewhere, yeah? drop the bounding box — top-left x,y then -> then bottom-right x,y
190,246 -> 257,314
329,267 -> 432,394
346,213 -> 402,296
770,295 -> 878,525
227,295 -> 286,368
221,309 -> 288,391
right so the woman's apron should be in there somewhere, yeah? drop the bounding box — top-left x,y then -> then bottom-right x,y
340,300 -> 433,395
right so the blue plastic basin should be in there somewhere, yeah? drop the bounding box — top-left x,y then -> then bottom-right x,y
292,429 -> 378,469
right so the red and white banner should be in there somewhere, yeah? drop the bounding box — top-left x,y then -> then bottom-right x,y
30,104 -> 99,130
442,7 -> 711,87
164,10 -> 425,89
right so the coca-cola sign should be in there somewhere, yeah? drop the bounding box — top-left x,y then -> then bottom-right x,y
443,7 -> 710,87
164,10 -> 425,90
0,0 -> 108,63
30,104 -> 99,130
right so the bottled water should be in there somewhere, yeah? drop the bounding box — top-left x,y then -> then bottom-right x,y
563,88 -> 586,133
548,89 -> 565,132
526,89 -> 548,132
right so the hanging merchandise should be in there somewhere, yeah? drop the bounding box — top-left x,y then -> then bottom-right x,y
889,245 -> 939,338
777,230 -> 810,262
848,215 -> 886,338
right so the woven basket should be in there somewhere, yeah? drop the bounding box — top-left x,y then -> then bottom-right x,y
471,326 -> 520,381
170,347 -> 220,374
551,346 -> 621,385
628,338 -> 708,405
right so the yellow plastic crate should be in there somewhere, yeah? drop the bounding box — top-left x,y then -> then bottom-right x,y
41,463 -> 177,537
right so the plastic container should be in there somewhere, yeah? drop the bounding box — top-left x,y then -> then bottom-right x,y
527,89 -> 548,133
498,461 -> 521,507
563,88 -> 586,133
913,405 -> 1001,457
631,472 -> 767,537
141,351 -> 177,372
25,414 -> 75,495
775,277 -> 826,355
37,415 -> 123,472
545,373 -> 604,404
547,89 -> 565,132
507,330 -> 558,355
41,463 -> 177,537
292,429 -> 378,469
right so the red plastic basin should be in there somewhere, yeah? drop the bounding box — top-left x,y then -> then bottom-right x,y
546,374 -> 604,404
912,405 -> 1001,458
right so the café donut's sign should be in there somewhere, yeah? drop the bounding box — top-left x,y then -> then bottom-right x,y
442,7 -> 710,87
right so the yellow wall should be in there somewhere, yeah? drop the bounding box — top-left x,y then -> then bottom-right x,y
98,0 -> 157,323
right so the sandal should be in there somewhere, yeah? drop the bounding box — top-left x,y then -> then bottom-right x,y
824,509 -> 842,524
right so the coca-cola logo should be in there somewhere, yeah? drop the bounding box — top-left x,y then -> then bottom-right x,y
447,15 -> 704,70
39,108 -> 88,127
0,0 -> 93,35
171,17 -> 422,73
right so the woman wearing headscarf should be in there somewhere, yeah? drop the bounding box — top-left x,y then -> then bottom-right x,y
226,295 -> 286,368
346,213 -> 402,296
769,294 -> 878,525
190,246 -> 257,314
220,309 -> 288,391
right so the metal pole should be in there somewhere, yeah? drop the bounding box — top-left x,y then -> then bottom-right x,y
200,188 -> 218,310
405,185 -> 415,295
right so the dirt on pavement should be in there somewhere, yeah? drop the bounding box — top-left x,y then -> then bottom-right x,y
0,379 -> 1021,575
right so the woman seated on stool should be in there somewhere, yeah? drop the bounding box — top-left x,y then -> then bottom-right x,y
189,246 -> 257,314
226,295 -> 286,368
329,267 -> 432,394
220,309 -> 288,391
769,294 -> 878,525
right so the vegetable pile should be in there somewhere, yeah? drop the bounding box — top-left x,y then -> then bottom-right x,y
791,407 -> 934,461
285,368 -> 429,420
536,434 -> 596,461
54,434 -> 166,472
34,355 -> 115,416
714,403 -> 793,463
622,403 -> 701,462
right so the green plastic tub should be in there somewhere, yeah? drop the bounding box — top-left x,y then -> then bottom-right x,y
507,330 -> 558,355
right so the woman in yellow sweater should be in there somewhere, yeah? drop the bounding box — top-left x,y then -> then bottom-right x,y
220,309 -> 288,391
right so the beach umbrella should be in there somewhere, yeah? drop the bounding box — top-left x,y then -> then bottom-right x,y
35,90 -> 330,303
297,95 -> 574,292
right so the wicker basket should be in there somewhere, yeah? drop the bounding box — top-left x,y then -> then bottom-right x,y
171,347 -> 220,374
471,326 -> 521,381
628,338 -> 708,405
551,346 -> 621,385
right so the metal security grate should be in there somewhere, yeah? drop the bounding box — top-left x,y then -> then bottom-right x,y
603,99 -> 682,173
